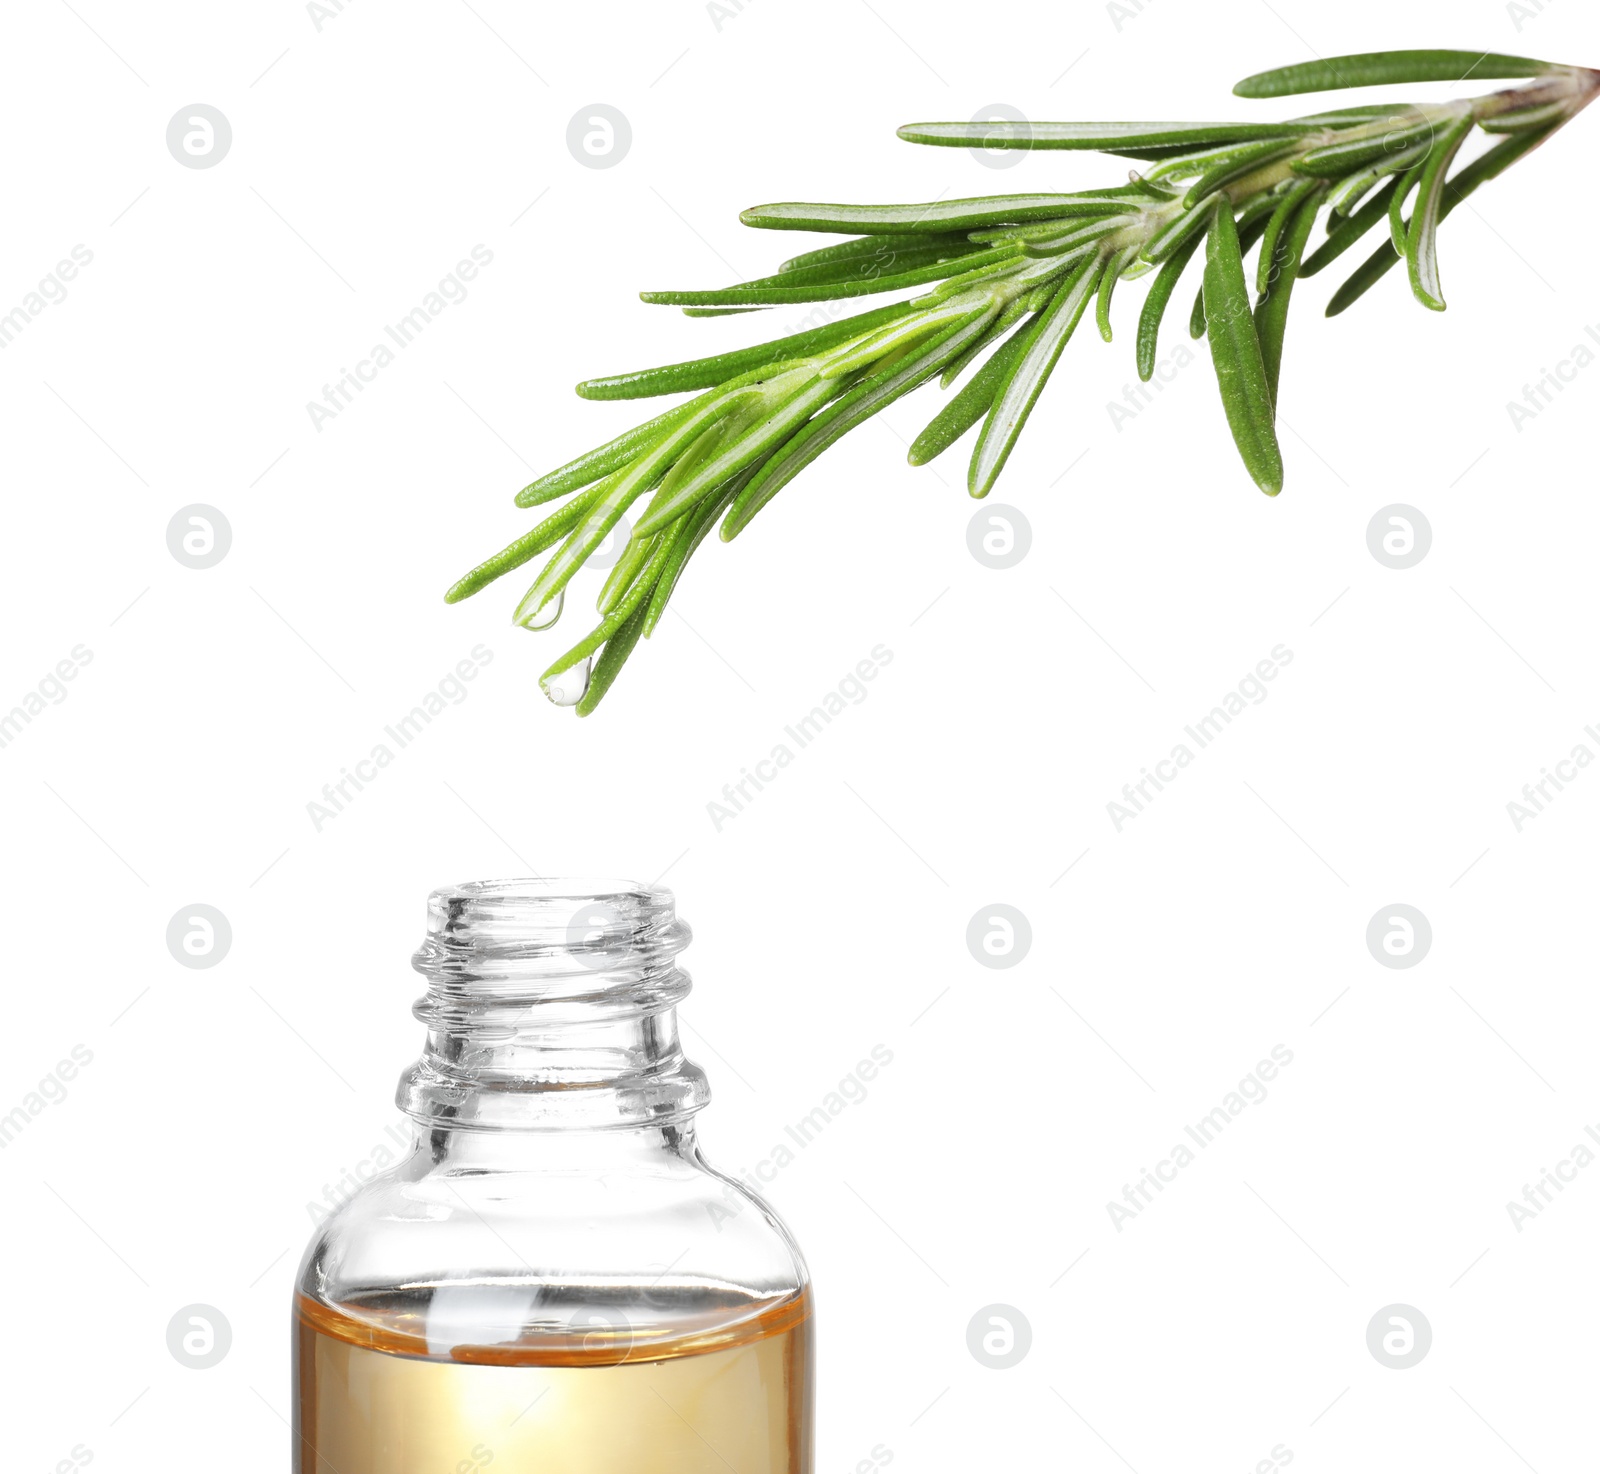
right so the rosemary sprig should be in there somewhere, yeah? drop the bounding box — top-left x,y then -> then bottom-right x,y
449,48 -> 1598,715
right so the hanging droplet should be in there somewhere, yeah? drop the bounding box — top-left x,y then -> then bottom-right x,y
542,658 -> 591,708
520,588 -> 563,632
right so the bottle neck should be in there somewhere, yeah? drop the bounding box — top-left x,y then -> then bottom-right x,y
413,1120 -> 704,1170
397,879 -> 710,1133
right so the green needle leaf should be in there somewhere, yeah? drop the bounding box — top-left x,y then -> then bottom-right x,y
576,301 -> 918,401
627,416 -> 735,552
1137,230 -> 1205,380
527,356 -> 823,509
1234,50 -> 1549,98
1288,104 -> 1423,126
513,390 -> 752,622
1142,193 -> 1222,264
1254,188 -> 1321,404
1325,122 -> 1558,316
633,372 -> 842,537
1097,245 -> 1138,341
1479,99 -> 1571,132
1325,240 -> 1401,317
776,231 -> 974,273
596,529 -> 661,616
640,243 -> 1021,307
969,253 -> 1102,497
515,393 -> 715,507
1186,194 -> 1279,339
723,310 -> 996,538
941,301 -> 1027,387
1142,139 -> 1256,185
769,239 -> 994,288
909,326 -> 1031,464
1300,177 -> 1400,277
740,192 -> 1148,234
1323,146 -> 1424,216
543,528 -> 681,683
575,602 -> 649,717
1292,114 -> 1441,177
1404,113 -> 1474,309
1021,217 -> 1134,260
969,213 -> 1144,246
1182,139 -> 1301,207
897,120 -> 1317,150
642,477 -> 747,637
1257,178 -> 1322,295
1203,204 -> 1283,495
1389,156 -> 1426,253
445,480 -> 609,604
818,299 -> 979,380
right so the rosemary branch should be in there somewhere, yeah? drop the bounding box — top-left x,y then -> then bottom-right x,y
448,49 -> 1599,716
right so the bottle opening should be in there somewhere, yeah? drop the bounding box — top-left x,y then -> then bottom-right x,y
414,877 -> 688,989
402,876 -> 706,1129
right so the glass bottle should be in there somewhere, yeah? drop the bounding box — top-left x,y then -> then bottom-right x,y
293,878 -> 813,1473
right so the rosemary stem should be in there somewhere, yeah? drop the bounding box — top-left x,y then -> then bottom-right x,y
1101,68 -> 1599,273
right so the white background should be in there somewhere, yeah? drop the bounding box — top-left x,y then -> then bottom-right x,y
3,1 -> 1598,1470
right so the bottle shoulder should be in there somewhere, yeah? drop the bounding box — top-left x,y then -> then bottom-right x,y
298,1132 -> 808,1356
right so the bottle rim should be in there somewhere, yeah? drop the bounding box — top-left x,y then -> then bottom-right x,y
414,877 -> 688,985
401,875 -> 707,1129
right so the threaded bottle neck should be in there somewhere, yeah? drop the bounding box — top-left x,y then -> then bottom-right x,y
397,878 -> 710,1131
